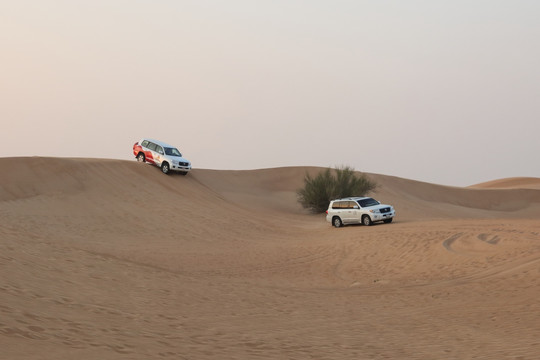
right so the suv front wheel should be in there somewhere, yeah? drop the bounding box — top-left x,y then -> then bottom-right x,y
161,162 -> 170,174
362,215 -> 372,226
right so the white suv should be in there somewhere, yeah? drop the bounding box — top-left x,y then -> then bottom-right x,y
326,197 -> 395,228
133,139 -> 192,175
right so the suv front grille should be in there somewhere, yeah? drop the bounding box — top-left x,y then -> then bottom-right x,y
380,207 -> 391,213
179,162 -> 189,166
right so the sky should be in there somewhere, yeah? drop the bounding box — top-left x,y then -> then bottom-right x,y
1,0 -> 539,186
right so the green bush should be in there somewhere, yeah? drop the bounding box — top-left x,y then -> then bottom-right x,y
297,166 -> 377,213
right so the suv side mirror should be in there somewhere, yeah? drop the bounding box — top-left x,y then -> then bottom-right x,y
353,205 -> 359,209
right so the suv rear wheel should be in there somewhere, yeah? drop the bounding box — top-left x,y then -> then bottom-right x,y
137,153 -> 145,162
333,217 -> 343,228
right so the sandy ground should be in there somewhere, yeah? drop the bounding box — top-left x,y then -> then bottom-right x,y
1,157 -> 540,359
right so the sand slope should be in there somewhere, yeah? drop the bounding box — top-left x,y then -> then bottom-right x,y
2,157 -> 540,359
470,177 -> 540,190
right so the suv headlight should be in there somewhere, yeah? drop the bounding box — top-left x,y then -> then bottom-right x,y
370,209 -> 379,213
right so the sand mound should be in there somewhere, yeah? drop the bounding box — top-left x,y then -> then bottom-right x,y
2,157 -> 540,359
2,158 -> 539,219
469,177 -> 540,190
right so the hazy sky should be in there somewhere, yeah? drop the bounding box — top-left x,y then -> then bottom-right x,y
2,0 -> 539,186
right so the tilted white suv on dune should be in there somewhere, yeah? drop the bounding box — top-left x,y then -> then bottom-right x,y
133,139 -> 192,175
326,197 -> 395,228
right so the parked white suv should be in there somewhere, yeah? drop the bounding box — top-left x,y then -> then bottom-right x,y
326,197 -> 395,227
133,139 -> 192,175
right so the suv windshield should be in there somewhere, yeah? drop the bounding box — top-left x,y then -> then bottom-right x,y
165,147 -> 182,157
357,198 -> 379,207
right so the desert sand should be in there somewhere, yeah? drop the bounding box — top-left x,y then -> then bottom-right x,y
1,157 -> 540,359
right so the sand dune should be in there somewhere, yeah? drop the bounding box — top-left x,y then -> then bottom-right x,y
2,157 -> 540,359
470,177 -> 540,190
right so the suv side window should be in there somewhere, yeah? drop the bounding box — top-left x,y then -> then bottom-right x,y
332,201 -> 344,209
348,201 -> 358,209
141,140 -> 149,148
156,146 -> 164,155
147,142 -> 157,151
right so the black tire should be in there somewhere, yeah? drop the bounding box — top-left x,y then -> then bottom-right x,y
362,215 -> 372,226
137,153 -> 145,162
333,217 -> 343,228
161,162 -> 170,174
384,218 -> 393,224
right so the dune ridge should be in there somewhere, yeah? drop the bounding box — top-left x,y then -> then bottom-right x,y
2,157 -> 540,359
470,177 -> 540,190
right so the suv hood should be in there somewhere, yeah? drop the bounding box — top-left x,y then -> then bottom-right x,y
174,156 -> 190,163
365,204 -> 392,210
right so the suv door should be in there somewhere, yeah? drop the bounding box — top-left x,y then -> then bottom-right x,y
145,142 -> 158,164
345,201 -> 360,223
153,145 -> 165,167
334,201 -> 355,223
350,201 -> 363,223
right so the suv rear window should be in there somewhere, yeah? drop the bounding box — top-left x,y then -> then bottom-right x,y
141,140 -> 149,147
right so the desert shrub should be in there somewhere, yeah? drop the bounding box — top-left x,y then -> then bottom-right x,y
297,166 -> 377,213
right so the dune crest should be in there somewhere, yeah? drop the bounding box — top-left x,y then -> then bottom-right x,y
469,177 -> 540,190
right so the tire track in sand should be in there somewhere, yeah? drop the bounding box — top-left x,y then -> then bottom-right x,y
442,233 -> 464,253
